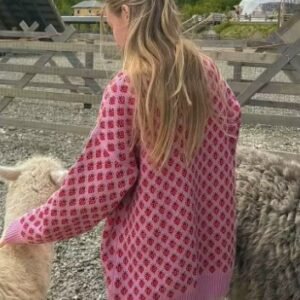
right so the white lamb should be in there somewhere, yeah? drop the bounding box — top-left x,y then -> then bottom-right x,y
0,156 -> 66,300
230,147 -> 300,300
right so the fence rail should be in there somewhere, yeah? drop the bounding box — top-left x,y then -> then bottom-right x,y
0,30 -> 300,141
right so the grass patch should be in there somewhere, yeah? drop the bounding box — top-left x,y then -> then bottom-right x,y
214,22 -> 278,39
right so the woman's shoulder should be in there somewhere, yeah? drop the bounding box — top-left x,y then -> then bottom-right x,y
108,71 -> 133,92
198,53 -> 222,82
102,70 -> 136,108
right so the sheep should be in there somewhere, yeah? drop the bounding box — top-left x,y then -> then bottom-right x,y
0,156 -> 66,300
230,147 -> 300,300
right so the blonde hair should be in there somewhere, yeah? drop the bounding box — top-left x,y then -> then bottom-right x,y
105,0 -> 212,167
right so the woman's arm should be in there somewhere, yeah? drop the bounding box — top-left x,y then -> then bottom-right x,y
2,72 -> 139,245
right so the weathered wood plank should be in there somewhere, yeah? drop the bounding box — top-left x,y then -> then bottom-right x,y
101,45 -> 294,65
20,21 -> 39,32
229,81 -> 300,96
227,61 -> 294,70
232,47 -> 243,81
228,60 -> 300,83
0,79 -> 93,92
0,31 -> 249,48
84,39 -> 95,108
289,56 -> 300,74
0,117 -> 91,135
238,39 -> 300,105
0,40 -> 100,53
48,58 -> 78,93
283,69 -> 300,83
47,24 -> 102,96
0,63 -> 114,79
205,50 -> 296,65
0,38 -> 297,66
74,33 -> 113,41
0,30 -> 59,39
193,39 -> 247,48
0,26 -> 76,113
242,113 -> 300,128
0,87 -> 101,104
246,99 -> 300,110
280,17 -> 300,44
0,98 -> 12,113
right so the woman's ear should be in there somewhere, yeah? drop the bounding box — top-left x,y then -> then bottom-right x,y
121,4 -> 130,24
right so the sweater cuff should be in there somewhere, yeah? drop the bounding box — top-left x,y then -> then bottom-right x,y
3,220 -> 25,244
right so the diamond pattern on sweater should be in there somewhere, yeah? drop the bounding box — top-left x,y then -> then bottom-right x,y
6,58 -> 241,299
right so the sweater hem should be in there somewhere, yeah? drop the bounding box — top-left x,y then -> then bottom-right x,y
175,272 -> 232,300
107,271 -> 233,300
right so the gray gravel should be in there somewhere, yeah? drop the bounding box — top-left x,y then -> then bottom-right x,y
0,56 -> 300,300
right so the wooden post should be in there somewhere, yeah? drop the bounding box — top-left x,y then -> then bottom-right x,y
278,0 -> 286,29
100,15 -> 104,35
84,39 -> 95,109
99,15 -> 104,54
232,47 -> 243,96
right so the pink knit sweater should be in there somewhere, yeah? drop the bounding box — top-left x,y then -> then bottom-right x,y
4,56 -> 241,300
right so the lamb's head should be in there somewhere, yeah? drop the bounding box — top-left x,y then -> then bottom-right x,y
0,156 -> 67,228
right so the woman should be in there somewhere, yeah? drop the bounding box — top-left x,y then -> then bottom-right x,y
1,1 -> 241,299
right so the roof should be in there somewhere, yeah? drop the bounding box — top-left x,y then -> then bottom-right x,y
72,1 -> 105,9
0,0 -> 65,32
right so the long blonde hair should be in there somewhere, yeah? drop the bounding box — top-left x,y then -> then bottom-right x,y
105,0 -> 212,167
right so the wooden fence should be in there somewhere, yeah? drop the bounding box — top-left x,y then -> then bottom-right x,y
0,25 -> 115,135
102,40 -> 300,128
0,28 -> 300,158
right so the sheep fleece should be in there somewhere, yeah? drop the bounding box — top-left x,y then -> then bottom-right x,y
0,157 -> 62,300
231,147 -> 300,300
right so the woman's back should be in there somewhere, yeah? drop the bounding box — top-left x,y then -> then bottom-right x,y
101,57 -> 241,299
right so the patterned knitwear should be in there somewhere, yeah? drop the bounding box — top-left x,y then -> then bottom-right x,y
3,56 -> 241,300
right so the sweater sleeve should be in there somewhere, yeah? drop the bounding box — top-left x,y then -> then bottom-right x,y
3,72 -> 139,244
204,55 -> 241,140
222,77 -> 241,139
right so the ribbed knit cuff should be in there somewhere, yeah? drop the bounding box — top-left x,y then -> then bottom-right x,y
3,220 -> 24,244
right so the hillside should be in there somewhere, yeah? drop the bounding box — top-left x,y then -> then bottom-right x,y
214,22 -> 277,39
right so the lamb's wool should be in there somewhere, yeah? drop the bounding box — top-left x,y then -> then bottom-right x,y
0,156 -> 64,300
230,147 -> 300,300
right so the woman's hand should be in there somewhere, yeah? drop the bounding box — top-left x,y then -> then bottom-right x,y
0,238 -> 5,248
0,229 -> 6,248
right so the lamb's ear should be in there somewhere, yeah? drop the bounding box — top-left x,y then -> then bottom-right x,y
50,169 -> 68,186
0,166 -> 22,182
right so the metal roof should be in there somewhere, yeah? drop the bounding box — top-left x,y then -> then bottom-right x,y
72,1 -> 105,9
62,15 -> 104,24
0,0 -> 65,32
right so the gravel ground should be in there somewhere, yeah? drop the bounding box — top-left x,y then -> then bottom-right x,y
0,55 -> 300,300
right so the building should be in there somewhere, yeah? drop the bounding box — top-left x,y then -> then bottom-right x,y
239,0 -> 300,17
72,0 -> 105,16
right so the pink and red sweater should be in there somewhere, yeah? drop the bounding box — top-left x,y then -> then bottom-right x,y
3,56 -> 241,300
